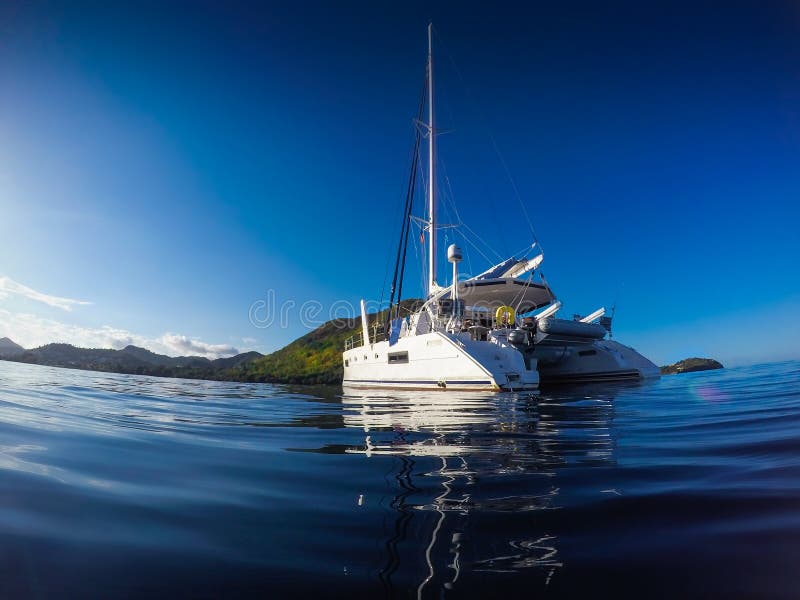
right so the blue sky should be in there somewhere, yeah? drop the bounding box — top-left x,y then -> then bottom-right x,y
1,1 -> 798,365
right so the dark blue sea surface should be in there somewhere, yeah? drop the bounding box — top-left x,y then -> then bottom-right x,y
0,360 -> 798,598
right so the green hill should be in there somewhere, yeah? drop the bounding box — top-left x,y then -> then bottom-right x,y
221,299 -> 423,384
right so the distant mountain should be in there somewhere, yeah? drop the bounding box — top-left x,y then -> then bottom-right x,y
118,345 -> 213,368
211,351 -> 264,371
4,342 -> 263,380
118,344 -> 178,366
660,357 -> 724,375
0,337 -> 25,358
0,299 -> 419,384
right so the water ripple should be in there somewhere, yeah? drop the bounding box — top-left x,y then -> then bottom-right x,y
0,360 -> 798,597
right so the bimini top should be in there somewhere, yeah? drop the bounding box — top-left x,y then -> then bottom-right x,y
446,253 -> 552,313
442,277 -> 555,314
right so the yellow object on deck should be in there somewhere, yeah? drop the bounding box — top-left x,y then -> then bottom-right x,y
495,305 -> 516,326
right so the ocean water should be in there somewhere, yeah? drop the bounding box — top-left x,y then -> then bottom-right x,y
0,360 -> 798,598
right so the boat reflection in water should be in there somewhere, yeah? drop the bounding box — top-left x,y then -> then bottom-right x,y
340,386 -> 622,597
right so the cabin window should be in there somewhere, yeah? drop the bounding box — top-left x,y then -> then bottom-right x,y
437,299 -> 464,316
344,359 -> 349,367
578,349 -> 597,357
388,351 -> 409,364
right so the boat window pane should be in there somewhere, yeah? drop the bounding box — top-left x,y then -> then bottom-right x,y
388,351 -> 409,364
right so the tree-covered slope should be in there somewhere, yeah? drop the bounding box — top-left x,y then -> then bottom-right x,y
223,299 -> 423,384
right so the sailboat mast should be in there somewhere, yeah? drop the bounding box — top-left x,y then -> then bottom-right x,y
427,22 -> 437,295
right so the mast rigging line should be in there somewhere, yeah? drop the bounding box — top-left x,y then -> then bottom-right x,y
438,157 -> 504,263
379,92 -> 428,309
388,76 -> 428,322
432,23 -> 545,254
379,140 -> 419,309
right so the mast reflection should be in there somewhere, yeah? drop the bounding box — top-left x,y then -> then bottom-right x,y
341,386 -> 620,597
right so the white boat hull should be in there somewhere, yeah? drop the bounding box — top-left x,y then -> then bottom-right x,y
342,331 -> 539,391
535,339 -> 660,384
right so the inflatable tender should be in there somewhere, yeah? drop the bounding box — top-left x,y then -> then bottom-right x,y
537,317 -> 606,340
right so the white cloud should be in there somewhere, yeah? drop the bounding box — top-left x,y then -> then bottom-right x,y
158,333 -> 239,359
0,310 -> 239,359
0,276 -> 91,311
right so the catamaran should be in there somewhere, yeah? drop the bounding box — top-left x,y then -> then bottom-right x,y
342,25 -> 659,391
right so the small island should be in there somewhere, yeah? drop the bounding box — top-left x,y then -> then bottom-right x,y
660,357 -> 724,375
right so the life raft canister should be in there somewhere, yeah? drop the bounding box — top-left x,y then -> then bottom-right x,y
495,305 -> 516,326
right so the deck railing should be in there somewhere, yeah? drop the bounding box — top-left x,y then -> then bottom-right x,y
344,326 -> 388,351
